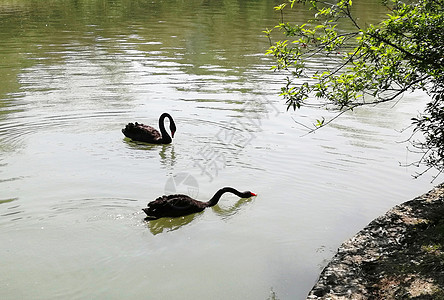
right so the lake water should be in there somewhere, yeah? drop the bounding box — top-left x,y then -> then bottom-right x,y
0,0 -> 437,299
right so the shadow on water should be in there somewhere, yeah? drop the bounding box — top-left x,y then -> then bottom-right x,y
144,196 -> 255,235
123,138 -> 176,167
145,213 -> 203,235
212,196 -> 255,220
122,138 -> 163,150
0,198 -> 18,205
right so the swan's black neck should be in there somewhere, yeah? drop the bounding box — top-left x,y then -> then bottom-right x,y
206,187 -> 249,207
159,113 -> 173,143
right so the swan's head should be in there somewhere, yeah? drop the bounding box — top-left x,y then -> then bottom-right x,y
170,121 -> 176,138
246,191 -> 257,197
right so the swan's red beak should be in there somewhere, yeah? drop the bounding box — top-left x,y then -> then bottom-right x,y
171,131 -> 175,138
251,192 -> 257,197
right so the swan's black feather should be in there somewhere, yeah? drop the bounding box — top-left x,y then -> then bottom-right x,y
122,113 -> 175,144
143,188 -> 256,220
122,122 -> 162,143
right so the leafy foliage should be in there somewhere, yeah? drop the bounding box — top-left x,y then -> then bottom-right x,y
266,0 -> 444,179
411,93 -> 444,177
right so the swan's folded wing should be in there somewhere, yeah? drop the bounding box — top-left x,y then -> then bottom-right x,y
136,123 -> 161,138
122,122 -> 161,141
168,196 -> 197,210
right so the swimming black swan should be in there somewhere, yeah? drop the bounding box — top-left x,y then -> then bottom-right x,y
122,113 -> 176,144
143,187 -> 256,220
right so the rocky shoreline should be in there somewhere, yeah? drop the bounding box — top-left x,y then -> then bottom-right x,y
307,183 -> 444,299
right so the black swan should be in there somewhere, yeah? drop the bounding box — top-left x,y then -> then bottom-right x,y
143,187 -> 256,220
122,113 -> 176,144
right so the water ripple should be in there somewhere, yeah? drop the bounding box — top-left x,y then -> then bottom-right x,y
0,197 -> 18,205
0,110 -> 129,146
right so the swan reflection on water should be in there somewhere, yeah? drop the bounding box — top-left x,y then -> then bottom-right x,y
145,196 -> 256,235
123,139 -> 176,168
145,213 -> 202,235
212,196 -> 255,219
